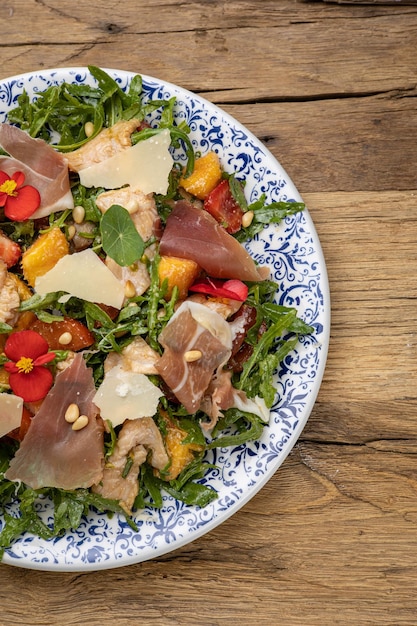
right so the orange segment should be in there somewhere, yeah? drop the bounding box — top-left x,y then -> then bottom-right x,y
22,227 -> 69,287
158,255 -> 200,300
180,151 -> 222,200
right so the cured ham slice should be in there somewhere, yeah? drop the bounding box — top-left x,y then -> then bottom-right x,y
159,201 -> 263,282
5,353 -> 104,490
0,123 -> 73,219
200,369 -> 269,430
156,300 -> 232,414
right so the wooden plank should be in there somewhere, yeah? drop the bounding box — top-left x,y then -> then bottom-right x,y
313,0 -> 417,5
0,5 -> 416,102
300,190 -> 417,442
2,0 -> 412,44
222,93 -> 417,193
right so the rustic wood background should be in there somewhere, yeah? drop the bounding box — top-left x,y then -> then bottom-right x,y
1,0 -> 417,624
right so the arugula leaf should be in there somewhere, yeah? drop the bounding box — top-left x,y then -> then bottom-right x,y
146,253 -> 179,351
71,181 -> 104,224
178,419 -> 207,446
18,291 -> 68,312
228,173 -> 248,211
100,204 -> 145,266
261,302 -> 314,335
0,482 -> 138,559
84,301 -> 115,329
235,196 -> 305,242
258,337 -> 298,405
209,409 -> 265,448
237,310 -> 296,389
162,480 -> 217,507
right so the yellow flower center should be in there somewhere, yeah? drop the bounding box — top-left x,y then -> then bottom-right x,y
0,179 -> 18,197
16,356 -> 34,374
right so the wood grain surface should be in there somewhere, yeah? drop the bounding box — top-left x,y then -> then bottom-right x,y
1,1 -> 417,625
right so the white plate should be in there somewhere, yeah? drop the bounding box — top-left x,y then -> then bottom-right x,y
0,68 -> 330,571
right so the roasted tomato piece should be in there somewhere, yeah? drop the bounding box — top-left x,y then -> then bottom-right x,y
0,230 -> 22,268
31,317 -> 94,351
228,308 -> 267,373
230,304 -> 258,355
203,179 -> 244,234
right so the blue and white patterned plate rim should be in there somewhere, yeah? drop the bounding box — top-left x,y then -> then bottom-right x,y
0,67 -> 330,571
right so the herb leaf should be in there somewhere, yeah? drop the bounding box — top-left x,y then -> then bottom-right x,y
100,204 -> 145,266
235,196 -> 305,242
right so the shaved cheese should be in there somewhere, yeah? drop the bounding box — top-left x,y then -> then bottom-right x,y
78,128 -> 174,194
34,248 -> 125,309
93,365 -> 163,427
0,393 -> 23,438
232,394 -> 270,423
168,300 -> 232,349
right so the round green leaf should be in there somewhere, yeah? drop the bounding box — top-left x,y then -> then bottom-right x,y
100,204 -> 145,266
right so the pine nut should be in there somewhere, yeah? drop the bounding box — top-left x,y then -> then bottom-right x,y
242,210 -> 254,228
65,403 -> 80,423
184,349 -> 202,362
72,205 -> 85,224
124,280 -> 136,298
58,331 -> 73,345
84,121 -> 94,138
72,414 -> 89,431
67,224 -> 76,240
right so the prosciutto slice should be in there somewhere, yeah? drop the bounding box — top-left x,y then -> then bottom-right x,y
159,201 -> 264,282
0,123 -> 73,219
200,369 -> 270,430
5,353 -> 104,490
156,301 -> 232,414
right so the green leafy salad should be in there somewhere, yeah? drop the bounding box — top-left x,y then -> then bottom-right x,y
0,66 -> 312,557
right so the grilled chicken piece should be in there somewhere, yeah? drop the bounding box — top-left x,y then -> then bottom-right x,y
96,186 -> 158,242
104,337 -> 160,376
98,187 -> 159,298
0,261 -> 20,325
93,417 -> 169,513
66,118 -> 140,172
105,256 -> 151,299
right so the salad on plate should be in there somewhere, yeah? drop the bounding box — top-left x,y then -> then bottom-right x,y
0,66 -> 313,559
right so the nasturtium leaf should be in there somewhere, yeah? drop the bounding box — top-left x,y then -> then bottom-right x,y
100,204 -> 145,266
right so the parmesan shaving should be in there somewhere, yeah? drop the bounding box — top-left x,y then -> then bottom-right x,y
92,365 -> 163,427
34,248 -> 125,309
78,128 -> 174,194
0,393 -> 23,438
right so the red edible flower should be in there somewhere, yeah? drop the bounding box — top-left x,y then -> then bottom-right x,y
4,330 -> 56,402
0,170 -> 41,221
189,277 -> 249,301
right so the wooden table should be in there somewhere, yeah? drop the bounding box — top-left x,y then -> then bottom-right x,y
1,1 -> 417,624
